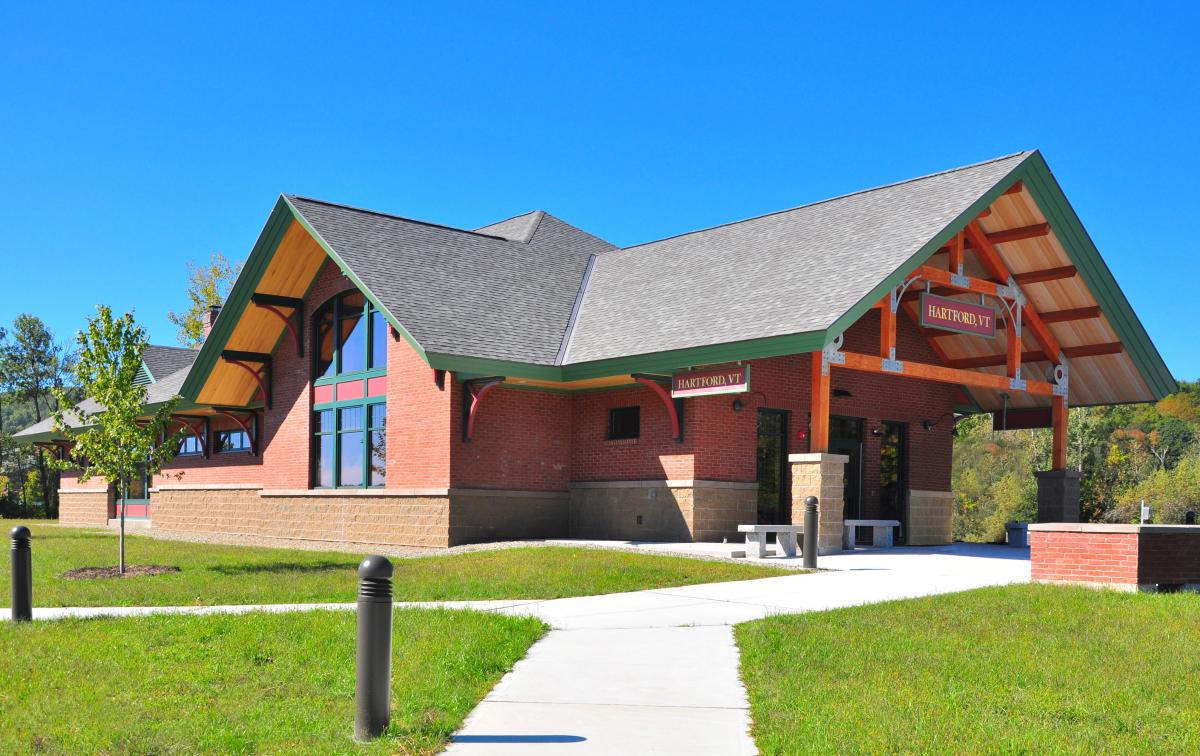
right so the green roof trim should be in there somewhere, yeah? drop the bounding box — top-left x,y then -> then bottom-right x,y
1016,153 -> 1177,399
180,196 -> 432,404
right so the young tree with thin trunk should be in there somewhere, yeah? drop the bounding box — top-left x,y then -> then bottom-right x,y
50,307 -> 180,573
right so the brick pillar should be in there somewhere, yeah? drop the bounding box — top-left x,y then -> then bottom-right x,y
1035,470 -> 1082,523
789,453 -> 847,554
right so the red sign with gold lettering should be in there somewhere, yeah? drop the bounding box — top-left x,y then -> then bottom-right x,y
919,293 -> 997,338
671,366 -> 750,398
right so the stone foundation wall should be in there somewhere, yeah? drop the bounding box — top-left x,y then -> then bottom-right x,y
568,480 -> 756,542
152,486 -> 453,548
58,489 -> 111,527
907,490 -> 954,546
448,489 -> 569,545
789,453 -> 847,554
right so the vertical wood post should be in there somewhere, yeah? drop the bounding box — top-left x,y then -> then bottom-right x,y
879,296 -> 897,361
1006,314 -> 1022,379
810,352 -> 830,453
1051,394 -> 1068,470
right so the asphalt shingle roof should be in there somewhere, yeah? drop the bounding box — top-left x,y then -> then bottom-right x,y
562,152 -> 1031,364
287,198 -> 615,365
143,345 -> 199,380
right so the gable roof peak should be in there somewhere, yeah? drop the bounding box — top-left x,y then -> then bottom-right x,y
284,195 -> 509,241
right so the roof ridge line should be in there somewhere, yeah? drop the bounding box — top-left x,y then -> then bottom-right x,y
554,253 -> 597,365
286,195 -> 510,242
619,151 -> 1034,253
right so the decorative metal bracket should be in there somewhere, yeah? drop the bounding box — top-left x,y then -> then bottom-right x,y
821,334 -> 845,375
221,350 -> 273,409
1052,362 -> 1070,398
251,293 -> 305,357
882,358 -> 905,374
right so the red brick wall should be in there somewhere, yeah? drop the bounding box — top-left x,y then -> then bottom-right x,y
452,385 -> 572,491
1030,530 -> 1140,586
566,310 -> 957,512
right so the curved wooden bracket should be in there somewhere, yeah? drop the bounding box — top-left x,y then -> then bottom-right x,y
214,409 -> 258,456
225,358 -> 272,409
633,374 -> 683,442
259,304 -> 302,356
172,415 -> 209,459
462,378 -> 504,442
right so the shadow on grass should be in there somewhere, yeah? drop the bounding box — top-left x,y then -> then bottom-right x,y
207,560 -> 359,576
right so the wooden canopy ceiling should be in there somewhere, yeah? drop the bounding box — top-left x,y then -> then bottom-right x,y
910,182 -> 1154,412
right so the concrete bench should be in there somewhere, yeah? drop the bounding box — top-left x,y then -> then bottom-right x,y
738,524 -> 803,559
843,519 -> 901,549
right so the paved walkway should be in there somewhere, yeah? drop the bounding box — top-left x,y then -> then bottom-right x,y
11,543 -> 1030,754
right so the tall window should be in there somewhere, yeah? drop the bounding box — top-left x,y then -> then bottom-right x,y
314,291 -> 387,379
312,290 -> 388,488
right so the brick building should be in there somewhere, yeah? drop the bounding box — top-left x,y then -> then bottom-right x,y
17,152 -> 1175,551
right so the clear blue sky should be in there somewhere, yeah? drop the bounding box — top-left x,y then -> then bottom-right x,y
1,3 -> 1196,380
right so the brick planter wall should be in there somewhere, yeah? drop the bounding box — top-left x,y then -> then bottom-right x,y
1030,523 -> 1200,592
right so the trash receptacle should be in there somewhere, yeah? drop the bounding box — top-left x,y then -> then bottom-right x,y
1005,522 -> 1028,548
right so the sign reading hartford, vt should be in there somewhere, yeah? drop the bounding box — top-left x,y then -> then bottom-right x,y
671,366 -> 750,398
919,292 -> 997,338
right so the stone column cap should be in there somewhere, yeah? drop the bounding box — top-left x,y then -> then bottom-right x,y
788,453 -> 850,464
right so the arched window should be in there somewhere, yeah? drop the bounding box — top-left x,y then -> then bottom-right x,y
312,290 -> 388,488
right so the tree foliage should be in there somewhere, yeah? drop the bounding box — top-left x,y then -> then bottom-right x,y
166,252 -> 242,347
954,380 -> 1200,539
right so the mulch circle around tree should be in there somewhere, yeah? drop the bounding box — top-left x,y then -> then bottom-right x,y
59,565 -> 182,580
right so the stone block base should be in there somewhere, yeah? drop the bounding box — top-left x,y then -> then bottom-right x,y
58,489 -> 112,527
568,480 -> 757,542
907,490 -> 954,545
789,453 -> 847,554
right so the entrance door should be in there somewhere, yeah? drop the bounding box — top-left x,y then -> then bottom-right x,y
830,416 -> 864,524
756,409 -> 790,524
879,421 -> 908,544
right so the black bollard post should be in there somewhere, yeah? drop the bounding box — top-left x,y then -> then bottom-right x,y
11,526 -> 32,622
355,555 -> 393,741
1187,511 -> 1196,525
802,496 -> 819,569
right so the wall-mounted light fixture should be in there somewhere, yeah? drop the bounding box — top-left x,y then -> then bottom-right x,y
731,398 -> 744,412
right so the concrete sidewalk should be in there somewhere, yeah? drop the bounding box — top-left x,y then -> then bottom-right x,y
448,543 -> 1028,754
9,543 -> 1029,754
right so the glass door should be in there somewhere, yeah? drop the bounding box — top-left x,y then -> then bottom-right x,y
830,416 -> 864,525
879,421 -> 908,544
756,409 -> 790,524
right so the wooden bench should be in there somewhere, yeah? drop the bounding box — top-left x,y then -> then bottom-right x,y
737,524 -> 803,559
843,519 -> 901,549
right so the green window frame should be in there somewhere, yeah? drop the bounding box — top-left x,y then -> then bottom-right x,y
313,399 -> 386,489
313,290 -> 388,385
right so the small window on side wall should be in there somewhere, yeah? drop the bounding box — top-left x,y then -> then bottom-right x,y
608,406 -> 640,440
215,429 -> 251,454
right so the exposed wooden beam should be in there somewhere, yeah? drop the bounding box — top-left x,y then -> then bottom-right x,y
1012,265 -> 1077,285
963,222 -> 1064,362
879,295 -> 897,360
925,305 -> 1102,336
837,351 -> 1057,396
933,223 -> 1051,254
1004,180 -> 1024,195
944,342 -> 1124,369
251,293 -> 305,309
983,223 -> 1050,245
810,352 -> 830,453
221,350 -> 272,364
1052,395 -> 1068,470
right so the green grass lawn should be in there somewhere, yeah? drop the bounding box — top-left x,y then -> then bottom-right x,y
0,608 -> 544,754
737,584 -> 1200,754
1,524 -> 790,607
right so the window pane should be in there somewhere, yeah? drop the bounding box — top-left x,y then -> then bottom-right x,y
608,406 -> 640,440
369,427 -> 386,487
126,463 -> 148,500
316,307 -> 336,378
317,409 -> 335,434
369,403 -> 386,429
338,312 -> 366,373
339,406 -> 364,432
316,434 -> 335,487
369,310 -> 387,369
339,431 -> 364,487
217,430 -> 250,452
